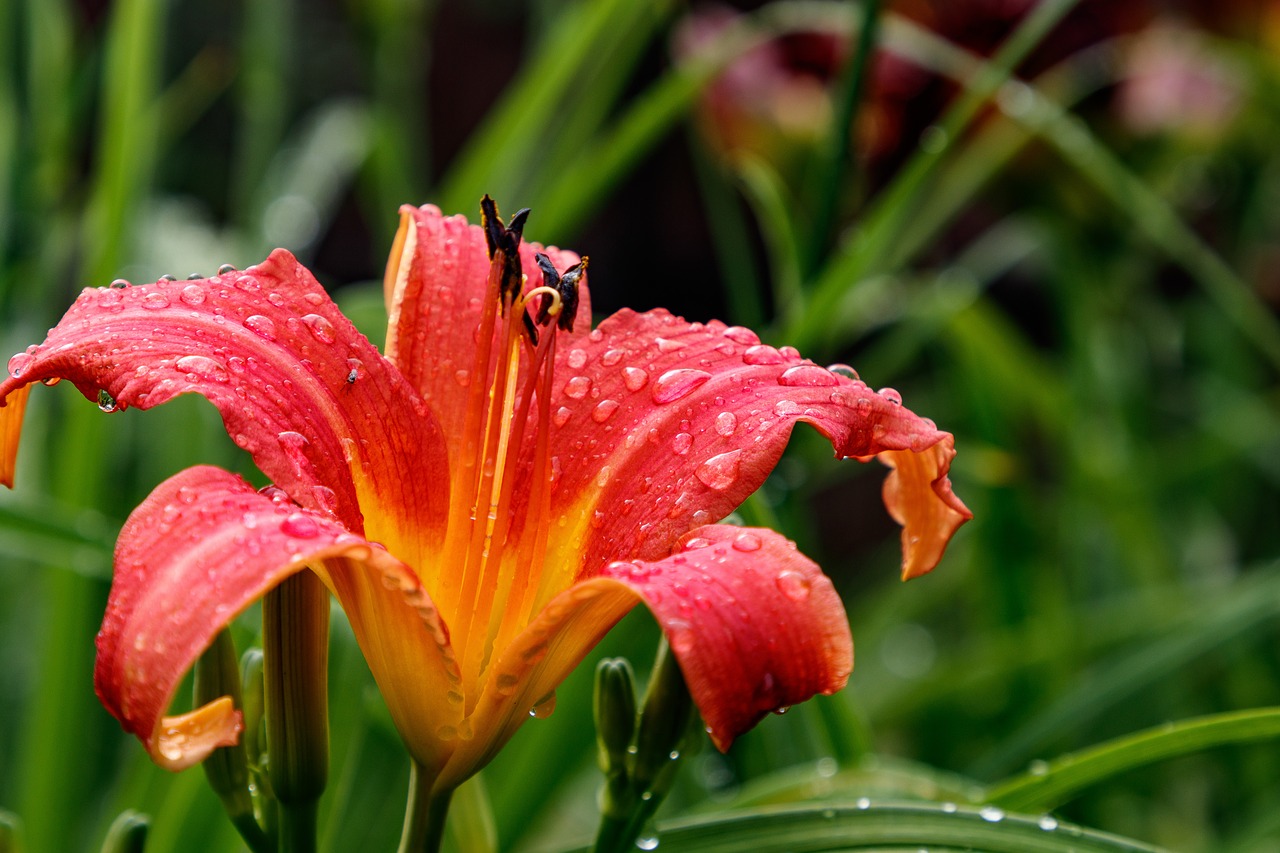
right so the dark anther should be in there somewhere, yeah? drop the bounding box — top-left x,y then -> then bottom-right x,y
556,257 -> 586,332
532,252 -> 585,332
480,195 -> 530,308
160,274 -> 177,282
533,253 -> 561,327
218,263 -> 237,275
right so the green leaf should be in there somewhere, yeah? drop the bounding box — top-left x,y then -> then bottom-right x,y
567,803 -> 1167,853
988,707 -> 1280,813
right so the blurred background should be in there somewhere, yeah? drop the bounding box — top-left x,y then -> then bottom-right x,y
2,0 -> 1280,851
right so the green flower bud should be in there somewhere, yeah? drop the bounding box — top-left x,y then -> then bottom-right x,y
594,658 -> 638,819
100,811 -> 148,853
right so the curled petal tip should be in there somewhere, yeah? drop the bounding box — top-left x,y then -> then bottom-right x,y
1,384 -> 32,488
150,696 -> 243,771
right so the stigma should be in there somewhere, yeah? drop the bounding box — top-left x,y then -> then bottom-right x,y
437,198 -> 586,712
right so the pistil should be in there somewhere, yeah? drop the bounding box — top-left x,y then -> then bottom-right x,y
438,200 -> 586,715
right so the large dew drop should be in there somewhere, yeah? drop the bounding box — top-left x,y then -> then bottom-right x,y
778,365 -> 838,387
775,570 -> 811,601
695,450 -> 742,490
244,315 -> 277,340
651,369 -> 712,404
280,512 -> 321,539
622,366 -> 648,392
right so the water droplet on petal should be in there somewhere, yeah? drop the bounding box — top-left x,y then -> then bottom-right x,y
695,449 -> 742,490
567,348 -> 587,369
622,366 -> 648,392
778,364 -> 838,387
245,315 -> 277,340
672,432 -> 693,455
827,363 -> 859,381
7,352 -> 33,378
529,691 -> 557,718
281,512 -> 320,539
732,532 -> 762,552
97,389 -> 118,413
743,345 -> 784,365
143,292 -> 170,310
302,313 -> 336,344
454,369 -> 470,387
110,278 -> 131,289
175,355 -> 228,382
564,375 -> 592,399
218,263 -> 238,275
722,326 -> 759,345
776,570 -> 811,601
652,369 -> 711,404
592,399 -> 620,423
180,285 -> 206,306
601,348 -> 624,366
878,387 -> 902,405
714,411 -> 737,436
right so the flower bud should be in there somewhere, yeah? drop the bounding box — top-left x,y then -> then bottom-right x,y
594,658 -> 638,819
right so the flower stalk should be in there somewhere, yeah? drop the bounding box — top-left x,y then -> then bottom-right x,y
263,571 -> 330,853
195,630 -> 273,853
398,764 -> 453,853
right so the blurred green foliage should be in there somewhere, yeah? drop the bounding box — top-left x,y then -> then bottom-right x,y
2,0 -> 1279,851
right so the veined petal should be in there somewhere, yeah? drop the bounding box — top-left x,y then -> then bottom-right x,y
0,383 -> 30,487
382,204 -> 586,451
0,252 -> 450,563
536,309 -> 971,593
97,465 -> 456,771
599,525 -> 851,751
436,524 -> 849,785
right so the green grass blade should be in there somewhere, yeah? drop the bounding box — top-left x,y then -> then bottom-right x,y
735,155 -> 804,316
567,803 -> 1167,853
988,707 -> 1280,813
804,0 -> 881,274
437,0 -> 658,216
790,0 -> 1080,349
968,562 -> 1280,779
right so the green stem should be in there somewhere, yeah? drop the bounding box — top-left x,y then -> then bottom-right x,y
276,801 -> 317,853
397,764 -> 453,853
263,571 -> 330,853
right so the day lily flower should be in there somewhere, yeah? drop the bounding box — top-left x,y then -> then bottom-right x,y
0,199 -> 969,796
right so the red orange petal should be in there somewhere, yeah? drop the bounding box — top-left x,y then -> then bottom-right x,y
600,525 -> 851,751
0,253 -> 450,556
95,465 -> 441,770
537,308 -> 970,584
